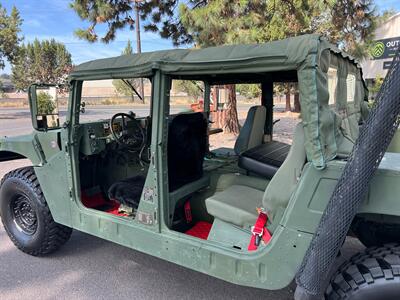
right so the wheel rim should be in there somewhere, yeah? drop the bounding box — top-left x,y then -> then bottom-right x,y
10,194 -> 38,235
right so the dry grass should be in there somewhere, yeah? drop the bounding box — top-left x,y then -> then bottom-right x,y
100,97 -> 133,105
0,101 -> 28,108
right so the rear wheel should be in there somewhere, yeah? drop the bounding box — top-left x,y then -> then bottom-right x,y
0,167 -> 72,256
325,244 -> 400,300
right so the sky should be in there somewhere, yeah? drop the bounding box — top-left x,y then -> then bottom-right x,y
2,0 -> 177,73
2,0 -> 400,74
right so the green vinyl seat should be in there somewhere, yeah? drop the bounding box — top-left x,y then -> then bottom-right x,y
206,185 -> 264,226
234,105 -> 266,155
206,123 -> 306,228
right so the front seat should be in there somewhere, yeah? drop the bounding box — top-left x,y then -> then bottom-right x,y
205,123 -> 306,228
234,105 -> 266,155
168,112 -> 208,192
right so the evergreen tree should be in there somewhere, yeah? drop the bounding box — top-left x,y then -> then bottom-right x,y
0,4 -> 22,70
71,0 -> 380,129
112,40 -> 143,102
174,80 -> 204,101
12,39 -> 72,91
70,0 -> 192,45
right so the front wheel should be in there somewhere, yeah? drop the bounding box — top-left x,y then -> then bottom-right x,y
325,244 -> 400,300
0,167 -> 72,256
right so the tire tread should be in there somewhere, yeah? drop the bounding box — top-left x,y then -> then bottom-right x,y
0,167 -> 72,256
326,243 -> 400,299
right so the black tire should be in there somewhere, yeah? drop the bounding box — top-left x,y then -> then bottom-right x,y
0,167 -> 72,256
325,244 -> 400,300
352,217 -> 400,247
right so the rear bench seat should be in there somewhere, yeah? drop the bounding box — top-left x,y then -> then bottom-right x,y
238,141 -> 290,179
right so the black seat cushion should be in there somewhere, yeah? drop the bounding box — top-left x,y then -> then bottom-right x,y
168,112 -> 208,192
108,175 -> 146,209
238,141 -> 290,179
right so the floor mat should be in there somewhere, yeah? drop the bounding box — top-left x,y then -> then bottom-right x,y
81,190 -> 127,216
185,221 -> 212,240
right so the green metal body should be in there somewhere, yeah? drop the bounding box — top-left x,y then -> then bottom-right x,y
1,35 -> 400,290
2,126 -> 400,289
387,128 -> 400,153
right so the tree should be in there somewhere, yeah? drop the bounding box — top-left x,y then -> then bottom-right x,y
70,0 -> 192,45
0,4 -> 22,70
0,73 -> 10,96
71,0 -> 380,130
178,0 -> 378,113
71,0 -> 133,43
325,0 -> 377,59
285,83 -> 292,112
37,91 -> 56,115
174,80 -> 203,101
113,77 -> 142,102
112,40 -> 143,102
369,75 -> 384,99
236,84 -> 261,100
12,39 -> 72,91
224,84 -> 240,133
274,83 -> 285,102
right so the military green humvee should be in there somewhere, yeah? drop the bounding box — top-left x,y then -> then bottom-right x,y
1,34 -> 400,299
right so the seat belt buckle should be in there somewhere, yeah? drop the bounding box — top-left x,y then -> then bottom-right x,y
251,226 -> 264,246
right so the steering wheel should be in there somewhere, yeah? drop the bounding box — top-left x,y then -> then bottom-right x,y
110,112 -> 145,151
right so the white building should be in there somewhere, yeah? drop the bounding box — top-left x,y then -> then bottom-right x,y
362,13 -> 400,80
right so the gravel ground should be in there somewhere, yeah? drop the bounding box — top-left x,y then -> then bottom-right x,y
209,111 -> 301,149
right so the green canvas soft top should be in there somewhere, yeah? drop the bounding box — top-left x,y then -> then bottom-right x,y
71,34 -> 368,170
71,34 -> 357,79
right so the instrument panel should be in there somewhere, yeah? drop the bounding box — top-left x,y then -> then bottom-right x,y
79,121 -> 110,155
79,118 -> 147,156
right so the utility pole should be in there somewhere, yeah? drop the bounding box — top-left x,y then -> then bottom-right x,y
134,0 -> 145,103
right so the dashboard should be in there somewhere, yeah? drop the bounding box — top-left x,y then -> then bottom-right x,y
79,118 -> 149,156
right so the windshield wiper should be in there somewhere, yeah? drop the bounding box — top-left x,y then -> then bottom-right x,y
122,79 -> 143,101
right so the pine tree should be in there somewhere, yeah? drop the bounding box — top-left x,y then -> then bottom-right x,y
71,0 -> 380,128
0,4 -> 22,69
112,40 -> 143,102
70,0 -> 193,45
12,39 -> 72,91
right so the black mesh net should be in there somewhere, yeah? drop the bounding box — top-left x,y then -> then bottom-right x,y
295,50 -> 400,298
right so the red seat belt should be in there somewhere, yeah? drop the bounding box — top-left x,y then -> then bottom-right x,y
248,209 -> 272,251
184,200 -> 192,223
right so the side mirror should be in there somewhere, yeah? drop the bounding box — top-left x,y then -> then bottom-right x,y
28,84 -> 60,131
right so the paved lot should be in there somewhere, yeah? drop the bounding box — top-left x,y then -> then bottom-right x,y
0,158 -> 297,300
0,106 -> 364,300
0,221 -> 296,300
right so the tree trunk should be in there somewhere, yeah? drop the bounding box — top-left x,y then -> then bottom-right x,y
285,86 -> 292,112
224,84 -> 240,134
211,86 -> 218,106
294,92 -> 301,112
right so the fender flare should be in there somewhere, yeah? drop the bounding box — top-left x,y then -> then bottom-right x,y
0,150 -> 27,162
0,135 -> 43,166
